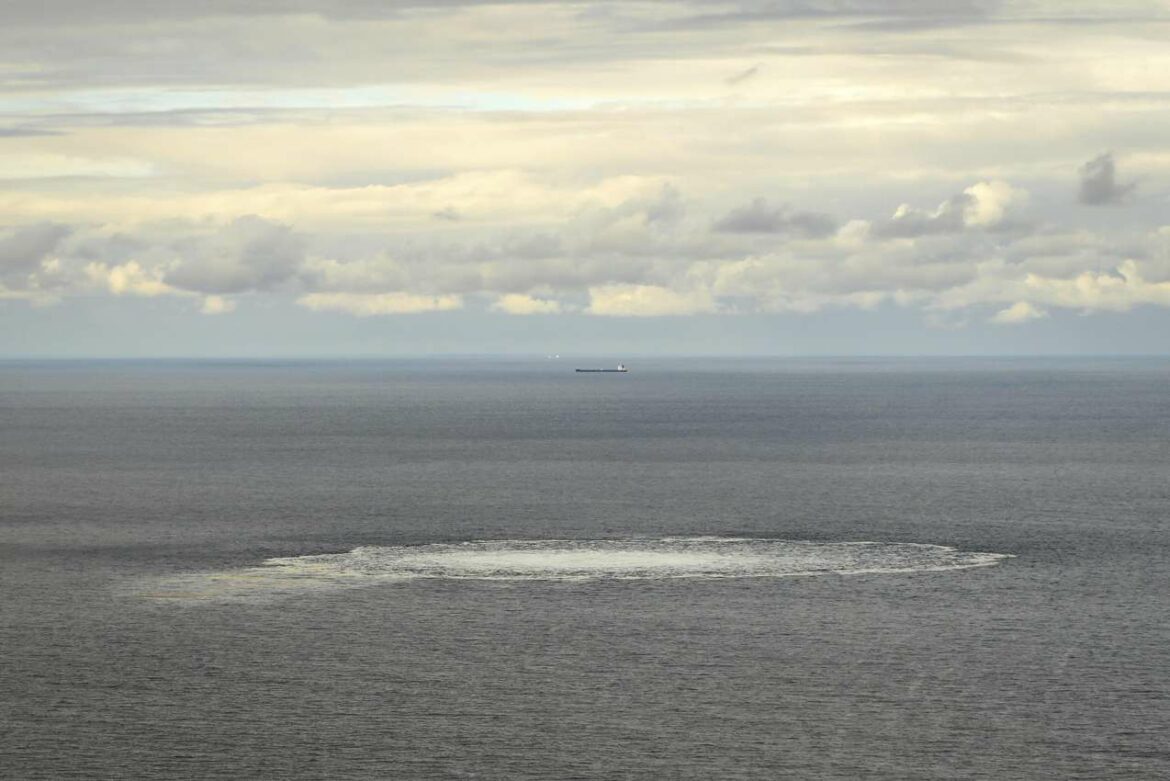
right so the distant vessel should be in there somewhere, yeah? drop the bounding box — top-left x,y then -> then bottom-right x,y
576,363 -> 628,373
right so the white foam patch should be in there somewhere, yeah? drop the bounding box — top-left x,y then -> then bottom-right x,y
134,538 -> 1012,603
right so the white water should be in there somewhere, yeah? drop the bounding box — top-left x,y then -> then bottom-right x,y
136,538 -> 1011,602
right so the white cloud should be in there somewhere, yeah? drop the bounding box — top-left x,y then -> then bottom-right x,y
6,174 -> 1170,332
491,293 -> 562,315
963,180 -> 1027,228
990,301 -> 1047,325
0,153 -> 154,180
875,181 -> 1028,238
587,284 -> 716,317
1023,260 -> 1170,312
200,295 -> 236,315
0,170 -> 671,233
7,1 -> 1170,355
297,291 -> 463,316
85,261 -> 175,297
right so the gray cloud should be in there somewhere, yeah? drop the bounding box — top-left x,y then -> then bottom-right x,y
0,223 -> 71,278
165,217 -> 305,294
0,127 -> 61,137
872,193 -> 972,238
0,0 -> 1024,93
643,184 -> 685,225
0,0 -> 1160,102
649,0 -> 997,32
70,232 -> 148,265
1078,152 -> 1136,205
870,181 -> 1030,239
713,198 -> 837,237
3,0 -> 1169,338
725,64 -> 761,85
38,108 -> 298,129
0,0 -> 999,27
0,1 -> 524,25
4,173 -> 1168,324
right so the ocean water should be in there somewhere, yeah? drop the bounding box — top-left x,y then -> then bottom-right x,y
2,357 -> 1168,779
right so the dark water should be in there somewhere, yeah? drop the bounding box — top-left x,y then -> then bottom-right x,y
2,357 -> 1168,779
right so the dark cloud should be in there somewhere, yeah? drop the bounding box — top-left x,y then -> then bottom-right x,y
432,206 -> 462,222
0,223 -> 71,278
725,64 -> 761,85
0,127 -> 62,137
1078,152 -> 1135,205
165,217 -> 305,294
713,198 -> 837,237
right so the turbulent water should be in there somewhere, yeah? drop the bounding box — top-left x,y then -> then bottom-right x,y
3,357 -> 1169,779
139,538 -> 1011,601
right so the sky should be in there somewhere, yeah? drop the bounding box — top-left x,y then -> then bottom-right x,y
3,0 -> 1170,356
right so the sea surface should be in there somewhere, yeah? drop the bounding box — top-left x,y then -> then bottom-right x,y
2,357 -> 1168,779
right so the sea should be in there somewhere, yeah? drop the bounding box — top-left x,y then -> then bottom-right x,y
2,357 -> 1168,780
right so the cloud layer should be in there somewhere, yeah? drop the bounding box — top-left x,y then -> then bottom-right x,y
3,0 -> 1170,339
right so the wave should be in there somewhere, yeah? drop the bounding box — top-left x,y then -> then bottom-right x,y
134,537 -> 1012,602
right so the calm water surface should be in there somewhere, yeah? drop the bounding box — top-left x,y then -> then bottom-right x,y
2,357 -> 1168,779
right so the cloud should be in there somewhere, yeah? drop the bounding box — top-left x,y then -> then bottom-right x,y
873,181 -> 1026,238
962,180 -> 1025,227
0,127 -> 61,137
1023,260 -> 1170,312
301,254 -> 408,294
0,0 -> 605,26
725,64 -> 761,85
0,223 -> 71,277
0,222 -> 75,302
587,284 -> 716,317
200,295 -> 236,315
652,0 -> 995,33
0,0 -> 1003,97
1078,152 -> 1136,205
165,216 -> 305,294
713,198 -> 837,237
297,291 -> 463,316
0,170 -> 674,232
877,194 -> 970,237
643,184 -> 685,226
5,0 -> 1170,354
5,174 -> 1170,330
491,293 -> 562,315
990,301 -> 1046,325
85,261 -> 175,297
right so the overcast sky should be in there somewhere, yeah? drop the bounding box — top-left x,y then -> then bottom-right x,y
3,0 -> 1170,356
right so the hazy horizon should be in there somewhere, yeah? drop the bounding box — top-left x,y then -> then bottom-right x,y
6,300 -> 1170,358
